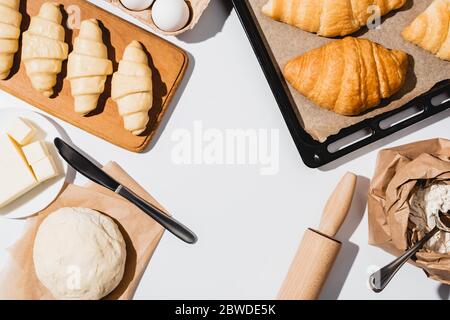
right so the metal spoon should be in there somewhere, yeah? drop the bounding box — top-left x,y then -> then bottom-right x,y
369,211 -> 450,293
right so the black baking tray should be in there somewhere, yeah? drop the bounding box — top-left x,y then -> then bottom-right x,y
232,0 -> 450,168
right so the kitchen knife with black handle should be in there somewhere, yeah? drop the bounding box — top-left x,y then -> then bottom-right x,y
54,138 -> 198,244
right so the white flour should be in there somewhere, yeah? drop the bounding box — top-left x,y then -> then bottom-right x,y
410,183 -> 450,253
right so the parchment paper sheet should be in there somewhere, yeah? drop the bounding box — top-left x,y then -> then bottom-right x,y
0,162 -> 166,300
368,139 -> 450,284
248,0 -> 450,142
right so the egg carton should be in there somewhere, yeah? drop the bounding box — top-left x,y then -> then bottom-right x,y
103,0 -> 211,36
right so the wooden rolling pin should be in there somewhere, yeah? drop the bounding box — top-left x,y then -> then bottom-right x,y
278,172 -> 357,300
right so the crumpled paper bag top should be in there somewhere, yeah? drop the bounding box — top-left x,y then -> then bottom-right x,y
0,162 -> 166,300
368,138 -> 450,284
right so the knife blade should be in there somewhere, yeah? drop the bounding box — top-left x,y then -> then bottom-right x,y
54,138 -> 198,244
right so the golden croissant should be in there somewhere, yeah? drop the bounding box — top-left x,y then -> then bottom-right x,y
22,2 -> 68,97
262,0 -> 407,37
402,0 -> 450,61
112,41 -> 153,136
284,37 -> 408,116
67,19 -> 113,115
0,0 -> 21,80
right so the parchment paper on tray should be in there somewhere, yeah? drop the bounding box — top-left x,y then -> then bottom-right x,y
0,162 -> 166,300
248,0 -> 450,142
368,139 -> 450,284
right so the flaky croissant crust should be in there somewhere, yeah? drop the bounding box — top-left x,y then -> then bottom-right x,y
284,37 -> 408,116
402,0 -> 450,61
262,0 -> 407,37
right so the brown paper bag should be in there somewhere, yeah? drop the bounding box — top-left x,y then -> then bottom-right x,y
368,139 -> 450,283
0,162 -> 166,299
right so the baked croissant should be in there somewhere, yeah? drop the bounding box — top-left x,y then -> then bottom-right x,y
0,0 -> 21,79
284,37 -> 408,116
262,0 -> 407,37
402,0 -> 450,61
22,2 -> 68,97
67,19 -> 113,115
112,41 -> 152,135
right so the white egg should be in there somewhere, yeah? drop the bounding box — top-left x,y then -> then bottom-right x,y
152,0 -> 191,32
120,0 -> 154,11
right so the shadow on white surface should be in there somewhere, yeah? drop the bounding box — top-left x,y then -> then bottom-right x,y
438,284 -> 450,300
320,175 -> 370,300
177,0 -> 233,43
141,0 -> 232,151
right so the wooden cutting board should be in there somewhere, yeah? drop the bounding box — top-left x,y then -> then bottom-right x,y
1,0 -> 189,152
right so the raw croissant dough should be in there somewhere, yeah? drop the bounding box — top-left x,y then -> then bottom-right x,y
262,0 -> 407,37
402,0 -> 450,61
22,2 -> 68,97
112,41 -> 153,135
67,19 -> 113,115
284,37 -> 408,116
0,0 -> 21,80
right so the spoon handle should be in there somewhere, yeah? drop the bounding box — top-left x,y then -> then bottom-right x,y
369,226 -> 439,293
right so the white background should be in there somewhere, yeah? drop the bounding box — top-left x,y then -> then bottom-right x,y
0,0 -> 449,300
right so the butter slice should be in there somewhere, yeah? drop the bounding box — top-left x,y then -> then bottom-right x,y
7,117 -> 36,145
32,156 -> 58,182
22,140 -> 48,165
0,133 -> 38,208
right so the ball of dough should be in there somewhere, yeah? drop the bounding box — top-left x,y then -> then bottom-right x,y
151,0 -> 190,32
33,207 -> 127,300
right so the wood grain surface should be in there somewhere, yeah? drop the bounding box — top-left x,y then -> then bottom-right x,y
277,229 -> 341,300
277,173 -> 357,300
318,172 -> 357,237
1,0 -> 189,152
